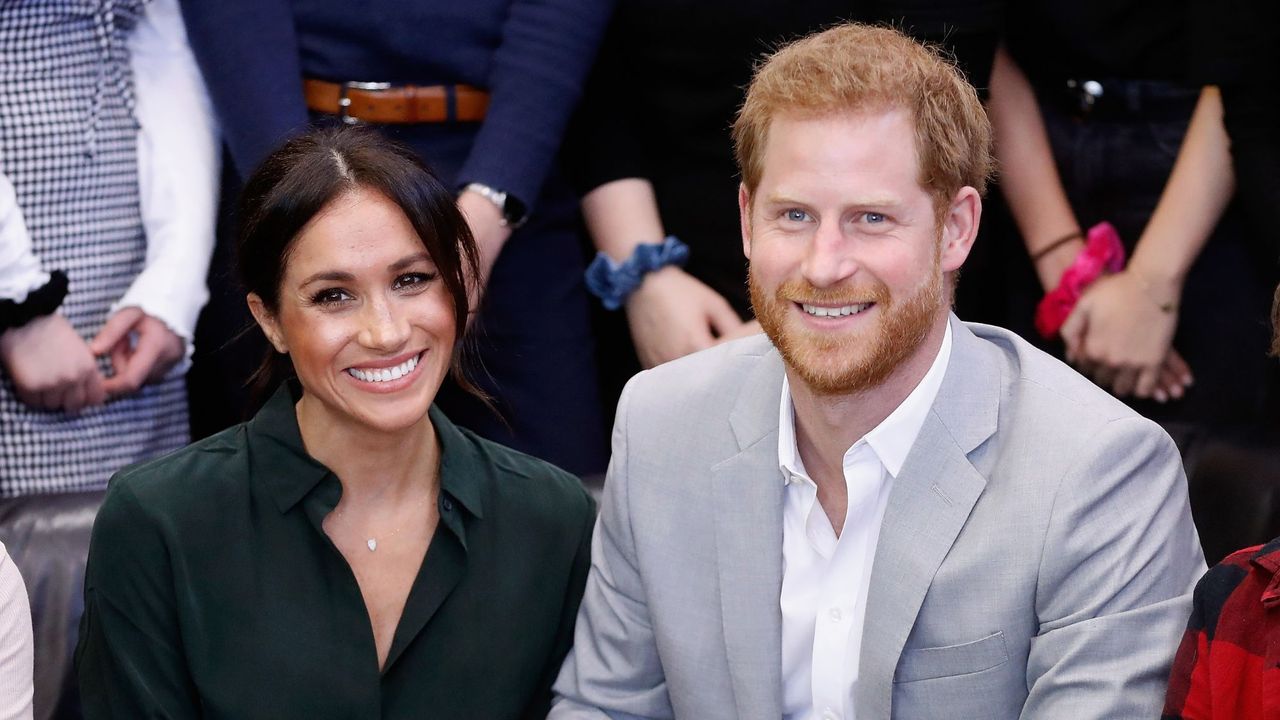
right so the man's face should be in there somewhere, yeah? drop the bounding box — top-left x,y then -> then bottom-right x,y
741,108 -> 972,396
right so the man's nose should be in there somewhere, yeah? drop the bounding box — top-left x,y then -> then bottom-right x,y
800,221 -> 859,288
357,296 -> 411,351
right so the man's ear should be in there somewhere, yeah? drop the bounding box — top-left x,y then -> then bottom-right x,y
739,183 -> 752,260
246,293 -> 288,354
939,186 -> 982,273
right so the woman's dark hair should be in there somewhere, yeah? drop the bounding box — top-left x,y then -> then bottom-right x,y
237,126 -> 484,407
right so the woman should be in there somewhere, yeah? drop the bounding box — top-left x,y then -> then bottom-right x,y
75,128 -> 595,719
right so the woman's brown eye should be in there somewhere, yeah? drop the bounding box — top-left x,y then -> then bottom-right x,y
311,288 -> 351,305
394,272 -> 437,290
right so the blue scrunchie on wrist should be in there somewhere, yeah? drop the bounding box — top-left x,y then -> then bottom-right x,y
584,236 -> 690,310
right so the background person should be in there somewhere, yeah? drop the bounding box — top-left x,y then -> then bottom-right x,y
75,128 -> 594,718
0,0 -> 219,494
986,0 -> 1278,427
178,0 -> 614,476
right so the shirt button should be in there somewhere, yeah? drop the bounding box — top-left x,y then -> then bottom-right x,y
441,497 -> 454,512
822,709 -> 840,720
828,607 -> 842,622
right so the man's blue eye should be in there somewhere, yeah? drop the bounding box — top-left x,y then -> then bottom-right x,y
785,209 -> 809,222
865,212 -> 886,224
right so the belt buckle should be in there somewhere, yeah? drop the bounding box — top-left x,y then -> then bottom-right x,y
1066,79 -> 1104,116
339,81 -> 392,124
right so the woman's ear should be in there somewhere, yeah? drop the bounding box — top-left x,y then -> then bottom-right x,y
246,293 -> 288,354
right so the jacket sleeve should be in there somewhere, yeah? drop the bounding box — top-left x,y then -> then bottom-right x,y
175,0 -> 309,181
0,171 -> 48,304
550,381 -> 675,720
1021,416 -> 1207,718
456,0 -> 615,214
115,0 -> 220,356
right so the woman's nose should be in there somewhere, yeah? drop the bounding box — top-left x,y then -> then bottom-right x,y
357,297 -> 411,351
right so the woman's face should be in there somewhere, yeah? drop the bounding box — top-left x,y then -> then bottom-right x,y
249,186 -> 456,436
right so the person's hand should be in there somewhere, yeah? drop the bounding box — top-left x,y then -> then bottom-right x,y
0,312 -> 106,412
1060,269 -> 1191,401
625,266 -> 745,368
456,189 -> 513,314
716,318 -> 762,344
89,307 -> 185,398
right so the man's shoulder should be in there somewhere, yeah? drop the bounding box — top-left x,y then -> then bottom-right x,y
961,321 -> 1147,428
623,333 -> 779,413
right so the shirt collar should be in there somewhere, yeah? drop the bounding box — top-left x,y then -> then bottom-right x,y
250,381 -> 485,521
778,322 -> 953,481
1250,537 -> 1280,609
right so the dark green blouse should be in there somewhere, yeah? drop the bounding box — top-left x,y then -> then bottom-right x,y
75,384 -> 595,719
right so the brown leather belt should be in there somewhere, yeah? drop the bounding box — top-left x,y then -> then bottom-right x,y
303,79 -> 490,124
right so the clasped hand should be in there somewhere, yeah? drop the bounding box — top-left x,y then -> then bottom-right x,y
1060,270 -> 1192,402
0,306 -> 184,413
626,266 -> 760,369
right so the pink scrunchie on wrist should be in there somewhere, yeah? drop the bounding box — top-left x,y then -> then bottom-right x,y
1034,221 -> 1126,339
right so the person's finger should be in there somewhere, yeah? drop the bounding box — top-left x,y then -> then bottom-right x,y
36,384 -> 64,411
88,307 -> 142,356
1059,306 -> 1088,362
1133,365 -> 1161,399
1153,362 -> 1182,402
62,379 -> 88,414
102,339 -> 159,397
84,370 -> 108,407
1165,350 -> 1194,388
1111,367 -> 1138,397
1091,362 -> 1118,390
705,296 -> 744,338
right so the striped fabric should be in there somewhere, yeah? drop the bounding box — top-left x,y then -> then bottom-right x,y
0,0 -> 188,495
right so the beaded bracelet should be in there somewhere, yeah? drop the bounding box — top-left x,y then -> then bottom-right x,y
584,236 -> 690,310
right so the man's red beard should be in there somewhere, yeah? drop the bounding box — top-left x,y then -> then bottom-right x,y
749,265 -> 944,396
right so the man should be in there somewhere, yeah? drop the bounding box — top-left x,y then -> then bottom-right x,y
552,23 -> 1205,719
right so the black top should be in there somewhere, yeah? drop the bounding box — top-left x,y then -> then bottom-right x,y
1198,0 -> 1279,261
566,0 -> 1002,315
76,383 -> 595,719
1004,0 -> 1190,83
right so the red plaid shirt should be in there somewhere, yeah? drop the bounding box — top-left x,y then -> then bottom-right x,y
1164,538 -> 1280,719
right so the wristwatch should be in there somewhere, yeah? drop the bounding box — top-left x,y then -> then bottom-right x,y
463,182 -> 528,229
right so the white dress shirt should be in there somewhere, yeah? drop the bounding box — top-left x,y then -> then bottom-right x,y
0,0 -> 219,354
779,322 -> 953,720
0,542 -> 33,720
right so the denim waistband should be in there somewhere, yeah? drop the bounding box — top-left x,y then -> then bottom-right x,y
1034,77 -> 1199,122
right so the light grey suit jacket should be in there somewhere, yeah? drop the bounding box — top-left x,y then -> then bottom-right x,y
551,318 -> 1205,719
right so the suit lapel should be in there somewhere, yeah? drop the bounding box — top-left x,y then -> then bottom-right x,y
857,317 -> 1002,717
713,348 -> 786,720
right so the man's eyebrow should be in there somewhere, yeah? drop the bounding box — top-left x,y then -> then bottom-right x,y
762,192 -> 903,208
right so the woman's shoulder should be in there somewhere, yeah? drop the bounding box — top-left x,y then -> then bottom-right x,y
443,419 -> 595,524
103,423 -> 255,525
